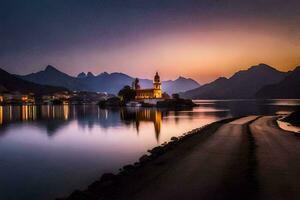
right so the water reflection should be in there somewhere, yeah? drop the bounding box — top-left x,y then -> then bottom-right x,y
194,99 -> 300,116
0,100 -> 300,200
0,104 -> 230,140
0,106 -> 2,125
1,99 -> 300,138
0,106 -> 167,141
121,108 -> 162,141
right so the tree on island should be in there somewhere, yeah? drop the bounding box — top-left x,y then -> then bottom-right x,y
162,92 -> 170,99
172,93 -> 180,100
118,85 -> 136,102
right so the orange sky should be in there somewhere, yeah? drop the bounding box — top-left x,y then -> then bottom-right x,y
67,22 -> 300,83
2,1 -> 300,84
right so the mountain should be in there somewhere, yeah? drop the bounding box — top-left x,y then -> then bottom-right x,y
20,66 -> 200,94
81,72 -> 134,94
87,72 -> 95,77
21,65 -> 86,91
163,76 -> 200,95
0,84 -> 8,93
181,64 -> 287,99
255,66 -> 300,99
0,68 -> 67,95
77,72 -> 87,78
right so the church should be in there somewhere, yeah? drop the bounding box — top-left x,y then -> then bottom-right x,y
132,72 -> 162,100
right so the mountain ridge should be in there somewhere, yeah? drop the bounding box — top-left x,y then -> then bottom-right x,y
255,66 -> 300,99
20,66 -> 200,94
181,63 -> 293,99
20,65 -> 86,91
9,63 -> 299,99
0,68 -> 68,95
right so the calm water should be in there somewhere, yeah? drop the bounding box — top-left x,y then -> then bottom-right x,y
0,99 -> 300,200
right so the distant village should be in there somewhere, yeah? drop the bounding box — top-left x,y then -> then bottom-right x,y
0,91 -> 109,105
0,72 -> 195,108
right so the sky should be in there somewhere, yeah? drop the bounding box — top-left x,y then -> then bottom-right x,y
1,0 -> 300,83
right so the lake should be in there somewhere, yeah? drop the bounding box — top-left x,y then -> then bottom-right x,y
0,99 -> 300,200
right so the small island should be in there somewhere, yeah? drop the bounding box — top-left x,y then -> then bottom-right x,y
98,72 -> 196,108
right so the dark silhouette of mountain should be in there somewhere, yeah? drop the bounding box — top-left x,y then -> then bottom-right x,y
181,64 -> 287,99
20,66 -> 200,94
256,66 -> 300,99
0,68 -> 67,95
81,72 -> 134,94
21,65 -> 87,91
77,72 -> 87,78
87,72 -> 95,77
77,71 -> 95,78
0,84 -> 8,93
163,76 -> 200,95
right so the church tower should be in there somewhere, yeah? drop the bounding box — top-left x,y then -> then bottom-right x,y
133,78 -> 140,90
153,72 -> 162,98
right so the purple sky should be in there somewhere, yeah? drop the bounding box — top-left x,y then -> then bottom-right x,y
1,0 -> 300,83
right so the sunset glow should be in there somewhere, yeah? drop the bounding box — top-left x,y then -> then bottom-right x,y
1,0 -> 300,83
1,1 -> 300,200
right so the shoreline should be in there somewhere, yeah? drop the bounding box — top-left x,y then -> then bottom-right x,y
58,115 -> 300,200
277,120 -> 300,135
276,111 -> 300,135
58,117 -> 239,200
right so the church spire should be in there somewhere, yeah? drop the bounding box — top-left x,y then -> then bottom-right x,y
153,72 -> 161,91
154,72 -> 160,83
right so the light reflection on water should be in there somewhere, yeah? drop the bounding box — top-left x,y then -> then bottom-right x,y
0,99 -> 300,200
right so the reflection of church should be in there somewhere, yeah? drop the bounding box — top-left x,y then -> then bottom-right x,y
132,72 -> 162,99
120,109 -> 162,141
